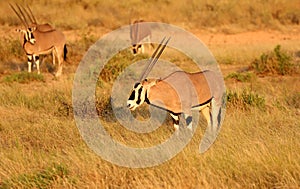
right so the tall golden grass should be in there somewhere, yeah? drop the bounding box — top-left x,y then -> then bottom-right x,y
1,0 -> 299,30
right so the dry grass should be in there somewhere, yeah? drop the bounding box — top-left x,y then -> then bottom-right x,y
1,0 -> 300,31
0,0 -> 300,188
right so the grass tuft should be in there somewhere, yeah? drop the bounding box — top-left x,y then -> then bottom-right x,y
286,92 -> 300,109
2,72 -> 45,84
99,50 -> 148,83
1,163 -> 72,188
225,72 -> 254,82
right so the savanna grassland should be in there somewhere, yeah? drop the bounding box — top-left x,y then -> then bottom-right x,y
0,0 -> 300,188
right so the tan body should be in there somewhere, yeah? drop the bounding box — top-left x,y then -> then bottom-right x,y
147,71 -> 215,114
22,28 -> 66,76
145,70 -> 223,131
10,3 -> 67,76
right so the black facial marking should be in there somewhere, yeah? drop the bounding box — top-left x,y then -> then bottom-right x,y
128,91 -> 135,100
134,83 -> 140,88
133,48 -> 137,54
30,32 -> 34,39
145,91 -> 150,104
136,86 -> 143,105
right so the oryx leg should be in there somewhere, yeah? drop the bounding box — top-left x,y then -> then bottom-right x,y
210,98 -> 222,133
54,47 -> 63,77
184,113 -> 193,130
27,54 -> 33,73
52,50 -> 56,65
201,105 -> 211,128
190,102 -> 212,131
170,113 -> 180,131
33,55 -> 40,74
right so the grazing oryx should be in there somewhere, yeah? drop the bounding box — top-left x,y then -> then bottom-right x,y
127,37 -> 225,133
10,3 -> 67,76
130,20 -> 154,55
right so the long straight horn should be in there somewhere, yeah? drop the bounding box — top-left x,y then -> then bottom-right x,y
130,20 -> 133,41
136,21 -> 139,43
15,3 -> 30,27
19,4 -> 35,24
25,4 -> 37,24
9,3 -> 28,28
139,36 -> 171,81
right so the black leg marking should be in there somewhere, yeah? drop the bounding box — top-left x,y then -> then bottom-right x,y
186,116 -> 192,126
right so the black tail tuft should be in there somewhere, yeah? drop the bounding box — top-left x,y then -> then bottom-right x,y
63,44 -> 68,61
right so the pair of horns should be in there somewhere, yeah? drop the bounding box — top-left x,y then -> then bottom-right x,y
139,36 -> 171,81
130,20 -> 143,44
9,3 -> 37,28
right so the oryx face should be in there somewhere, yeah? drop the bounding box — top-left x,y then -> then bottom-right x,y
26,27 -> 36,44
17,27 -> 36,44
131,44 -> 143,55
127,82 -> 147,111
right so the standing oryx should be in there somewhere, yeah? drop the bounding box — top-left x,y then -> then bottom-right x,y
127,37 -> 225,134
10,3 -> 67,77
130,20 -> 154,55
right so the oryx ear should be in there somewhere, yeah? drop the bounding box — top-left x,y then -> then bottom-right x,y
28,26 -> 36,32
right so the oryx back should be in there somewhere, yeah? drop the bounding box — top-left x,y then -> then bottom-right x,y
148,71 -> 213,114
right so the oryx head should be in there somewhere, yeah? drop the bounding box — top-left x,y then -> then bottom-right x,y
127,79 -> 158,110
127,37 -> 170,111
130,20 -> 148,55
10,3 -> 38,44
130,20 -> 141,55
16,27 -> 36,44
131,43 -> 143,55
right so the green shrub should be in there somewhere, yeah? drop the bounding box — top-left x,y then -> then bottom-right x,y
251,45 -> 295,75
225,72 -> 254,82
226,89 -> 265,110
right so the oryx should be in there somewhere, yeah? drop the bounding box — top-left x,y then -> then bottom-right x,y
127,37 -> 225,134
130,20 -> 154,55
10,3 -> 67,76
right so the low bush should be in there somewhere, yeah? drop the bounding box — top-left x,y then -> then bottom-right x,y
250,45 -> 296,75
225,72 -> 254,82
226,89 -> 265,110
